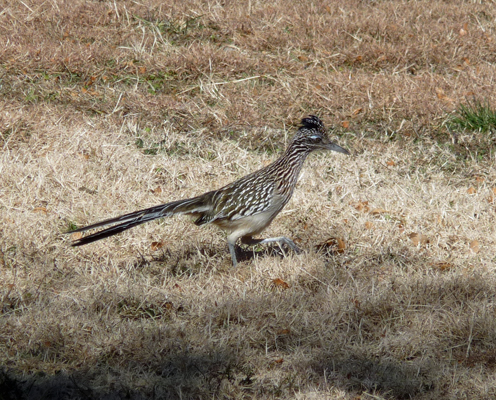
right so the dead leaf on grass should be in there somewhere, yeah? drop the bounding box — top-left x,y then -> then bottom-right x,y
370,208 -> 387,215
435,87 -> 454,103
469,240 -> 480,253
354,200 -> 369,212
272,278 -> 290,289
434,262 -> 454,271
409,232 -> 429,246
71,232 -> 83,240
365,221 -> 374,229
337,238 -> 346,252
277,329 -> 290,335
32,207 -> 47,214
317,237 -> 346,254
467,187 -> 476,194
341,120 -> 350,129
387,160 -> 396,166
489,188 -> 496,203
151,241 -> 164,251
78,152 -> 90,160
351,107 -> 362,116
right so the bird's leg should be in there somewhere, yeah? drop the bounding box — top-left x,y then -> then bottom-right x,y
228,241 -> 238,267
241,236 -> 302,256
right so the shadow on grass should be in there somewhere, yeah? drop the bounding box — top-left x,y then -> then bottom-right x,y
308,353 -> 436,399
1,349 -> 240,399
146,243 -> 300,274
3,249 -> 496,399
0,350 -> 435,399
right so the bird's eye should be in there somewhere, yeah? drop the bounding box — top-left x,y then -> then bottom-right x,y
309,135 -> 322,142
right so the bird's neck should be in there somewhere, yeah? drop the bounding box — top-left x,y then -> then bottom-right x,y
282,139 -> 312,165
270,140 -> 311,188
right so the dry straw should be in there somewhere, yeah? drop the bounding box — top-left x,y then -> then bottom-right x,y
1,0 -> 496,398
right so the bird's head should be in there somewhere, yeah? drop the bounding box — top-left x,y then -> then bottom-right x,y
295,115 -> 350,155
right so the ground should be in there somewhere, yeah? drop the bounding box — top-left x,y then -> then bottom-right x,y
1,1 -> 496,399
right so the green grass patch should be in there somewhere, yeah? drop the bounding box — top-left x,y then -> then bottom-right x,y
450,99 -> 496,133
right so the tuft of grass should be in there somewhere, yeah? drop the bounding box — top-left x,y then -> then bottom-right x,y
67,222 -> 78,232
450,99 -> 496,133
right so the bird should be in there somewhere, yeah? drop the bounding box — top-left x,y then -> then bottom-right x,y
68,115 -> 350,266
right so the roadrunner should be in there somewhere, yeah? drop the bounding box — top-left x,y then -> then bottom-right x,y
69,115 -> 349,266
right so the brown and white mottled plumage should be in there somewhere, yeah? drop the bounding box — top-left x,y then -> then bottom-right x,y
69,115 -> 349,266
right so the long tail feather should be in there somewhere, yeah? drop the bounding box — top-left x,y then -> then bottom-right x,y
71,218 -> 155,246
69,194 -> 212,246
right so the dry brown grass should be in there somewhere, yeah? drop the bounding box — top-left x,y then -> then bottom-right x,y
2,1 -> 496,399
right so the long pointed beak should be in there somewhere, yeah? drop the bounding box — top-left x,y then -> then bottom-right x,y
326,141 -> 350,155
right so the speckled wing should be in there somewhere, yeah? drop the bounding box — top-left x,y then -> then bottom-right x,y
193,170 -> 277,226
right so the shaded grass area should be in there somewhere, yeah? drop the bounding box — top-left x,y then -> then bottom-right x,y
1,1 -> 496,399
3,237 -> 496,398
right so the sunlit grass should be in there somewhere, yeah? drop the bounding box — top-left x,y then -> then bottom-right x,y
1,0 -> 496,399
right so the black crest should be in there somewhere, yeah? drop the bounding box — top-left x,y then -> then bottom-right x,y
300,115 -> 324,130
